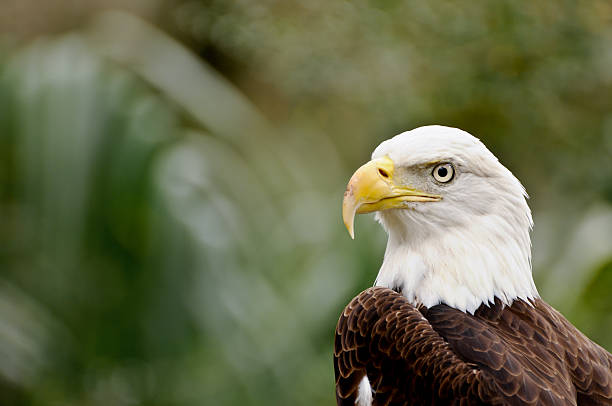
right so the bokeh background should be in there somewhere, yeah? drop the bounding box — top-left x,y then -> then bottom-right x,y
1,1 -> 612,405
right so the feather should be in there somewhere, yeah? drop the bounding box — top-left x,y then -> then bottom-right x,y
334,287 -> 612,405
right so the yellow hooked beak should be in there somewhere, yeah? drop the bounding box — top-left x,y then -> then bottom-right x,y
342,156 -> 441,239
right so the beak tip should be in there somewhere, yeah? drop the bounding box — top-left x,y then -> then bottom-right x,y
343,219 -> 355,240
342,198 -> 357,240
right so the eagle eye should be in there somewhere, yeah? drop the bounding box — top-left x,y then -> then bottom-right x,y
432,163 -> 454,183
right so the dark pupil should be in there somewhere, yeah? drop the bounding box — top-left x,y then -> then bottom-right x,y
437,167 -> 448,178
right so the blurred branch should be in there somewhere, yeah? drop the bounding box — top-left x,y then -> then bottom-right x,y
85,10 -> 270,140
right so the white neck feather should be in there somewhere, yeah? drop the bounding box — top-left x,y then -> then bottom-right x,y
374,209 -> 538,314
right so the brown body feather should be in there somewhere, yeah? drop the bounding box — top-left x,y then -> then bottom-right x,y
334,287 -> 612,405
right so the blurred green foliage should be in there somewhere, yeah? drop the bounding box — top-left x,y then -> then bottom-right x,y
0,1 -> 611,405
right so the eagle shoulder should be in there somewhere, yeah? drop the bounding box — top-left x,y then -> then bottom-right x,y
334,287 -> 494,405
334,287 -> 612,405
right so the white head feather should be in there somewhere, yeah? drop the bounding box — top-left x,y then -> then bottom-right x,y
371,125 -> 538,313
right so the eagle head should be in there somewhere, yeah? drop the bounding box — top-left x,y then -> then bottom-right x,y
342,125 -> 538,313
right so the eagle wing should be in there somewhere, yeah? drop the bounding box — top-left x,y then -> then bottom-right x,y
334,287 -> 612,405
334,287 -> 497,405
536,301 -> 612,405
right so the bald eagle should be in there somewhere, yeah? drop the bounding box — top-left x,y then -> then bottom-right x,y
335,126 -> 612,405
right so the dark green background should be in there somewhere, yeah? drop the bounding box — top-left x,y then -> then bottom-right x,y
1,1 -> 611,404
